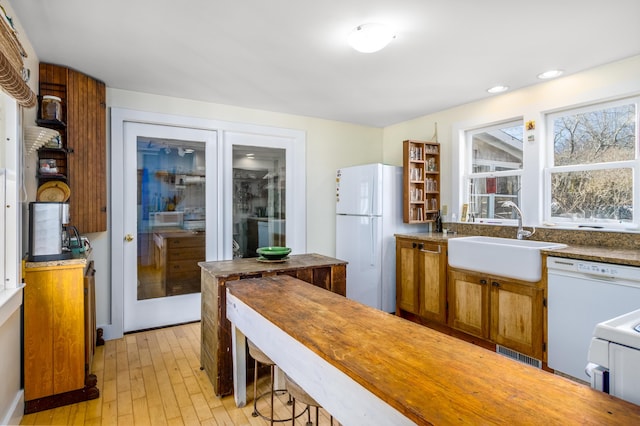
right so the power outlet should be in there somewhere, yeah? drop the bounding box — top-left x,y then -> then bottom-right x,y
441,205 -> 448,216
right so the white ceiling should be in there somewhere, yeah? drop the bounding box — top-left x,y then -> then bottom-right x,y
10,0 -> 640,128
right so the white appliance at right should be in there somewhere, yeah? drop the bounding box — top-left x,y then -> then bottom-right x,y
547,257 -> 640,383
335,163 -> 426,313
587,308 -> 640,405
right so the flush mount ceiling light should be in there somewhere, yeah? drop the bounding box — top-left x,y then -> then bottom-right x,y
348,23 -> 395,53
487,85 -> 509,94
537,69 -> 564,79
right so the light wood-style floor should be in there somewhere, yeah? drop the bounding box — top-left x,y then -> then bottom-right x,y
20,322 -> 335,425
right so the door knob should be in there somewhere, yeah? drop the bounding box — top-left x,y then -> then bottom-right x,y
124,234 -> 134,242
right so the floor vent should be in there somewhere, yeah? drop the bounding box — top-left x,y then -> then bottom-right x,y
496,345 -> 542,369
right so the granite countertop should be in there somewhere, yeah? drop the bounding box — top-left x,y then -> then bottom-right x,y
395,232 -> 640,267
394,232 -> 468,243
541,245 -> 640,267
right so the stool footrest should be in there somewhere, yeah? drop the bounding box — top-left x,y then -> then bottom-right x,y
252,389 -> 308,423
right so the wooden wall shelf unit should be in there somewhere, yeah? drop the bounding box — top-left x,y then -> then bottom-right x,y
37,63 -> 107,233
403,140 -> 440,223
199,253 -> 347,396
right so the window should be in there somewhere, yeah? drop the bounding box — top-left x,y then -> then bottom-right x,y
545,97 -> 639,228
463,120 -> 524,221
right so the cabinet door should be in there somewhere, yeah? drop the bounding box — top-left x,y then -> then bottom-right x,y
490,278 -> 543,359
67,68 -> 107,233
417,241 -> 447,323
396,238 -> 419,314
53,265 -> 86,394
448,269 -> 489,338
24,271 -> 55,400
24,264 -> 85,399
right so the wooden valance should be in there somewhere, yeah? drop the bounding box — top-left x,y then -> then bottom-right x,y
0,13 -> 36,108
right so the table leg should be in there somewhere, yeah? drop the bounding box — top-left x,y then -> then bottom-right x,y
231,324 -> 247,407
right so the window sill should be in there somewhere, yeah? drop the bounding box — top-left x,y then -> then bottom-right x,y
0,286 -> 24,328
539,223 -> 640,233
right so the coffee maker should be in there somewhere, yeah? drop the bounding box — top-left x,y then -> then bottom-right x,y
28,202 -> 75,261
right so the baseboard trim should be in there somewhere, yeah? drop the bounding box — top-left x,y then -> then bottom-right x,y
1,389 -> 24,426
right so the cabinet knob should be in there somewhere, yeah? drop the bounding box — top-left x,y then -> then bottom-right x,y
492,281 -> 500,287
124,234 -> 134,242
480,279 -> 487,285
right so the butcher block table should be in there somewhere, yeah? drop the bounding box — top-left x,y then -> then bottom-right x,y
198,253 -> 346,396
226,275 -> 640,426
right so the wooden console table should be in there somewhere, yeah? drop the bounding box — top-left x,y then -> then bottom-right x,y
198,253 -> 347,396
226,275 -> 640,425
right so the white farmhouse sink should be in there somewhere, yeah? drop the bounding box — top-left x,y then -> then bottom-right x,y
448,236 -> 567,282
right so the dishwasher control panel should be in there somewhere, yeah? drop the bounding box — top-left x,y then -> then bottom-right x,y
547,257 -> 640,283
576,262 -> 622,277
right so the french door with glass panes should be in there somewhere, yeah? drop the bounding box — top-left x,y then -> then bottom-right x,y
112,110 -> 305,336
122,122 -> 217,332
222,130 -> 306,261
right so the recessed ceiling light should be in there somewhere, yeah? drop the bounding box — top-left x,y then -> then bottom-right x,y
348,23 -> 395,53
537,69 -> 564,79
487,85 -> 509,94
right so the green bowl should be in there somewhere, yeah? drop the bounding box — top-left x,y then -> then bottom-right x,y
256,246 -> 291,260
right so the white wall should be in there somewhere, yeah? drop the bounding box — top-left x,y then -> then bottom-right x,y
0,308 -> 22,425
0,1 -> 39,424
382,55 -> 640,221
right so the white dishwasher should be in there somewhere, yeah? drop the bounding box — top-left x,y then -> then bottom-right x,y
547,256 -> 640,383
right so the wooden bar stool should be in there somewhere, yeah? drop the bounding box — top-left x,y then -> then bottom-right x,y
284,372 -> 333,426
248,339 -> 297,425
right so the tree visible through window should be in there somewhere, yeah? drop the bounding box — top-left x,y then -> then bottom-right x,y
548,100 -> 637,224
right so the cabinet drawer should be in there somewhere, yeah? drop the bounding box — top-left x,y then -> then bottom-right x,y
167,246 -> 205,261
167,235 -> 205,249
166,260 -> 201,276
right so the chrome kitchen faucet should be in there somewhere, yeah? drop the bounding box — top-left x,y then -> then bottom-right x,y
502,201 -> 535,240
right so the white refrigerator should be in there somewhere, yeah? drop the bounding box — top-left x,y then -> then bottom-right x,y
336,163 -> 427,313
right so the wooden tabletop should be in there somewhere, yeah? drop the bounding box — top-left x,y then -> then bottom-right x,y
227,275 -> 640,425
199,253 -> 347,277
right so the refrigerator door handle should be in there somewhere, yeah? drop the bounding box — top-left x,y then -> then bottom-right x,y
370,218 -> 376,266
370,174 -> 376,215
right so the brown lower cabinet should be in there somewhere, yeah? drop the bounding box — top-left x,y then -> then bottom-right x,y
395,236 -> 544,361
23,259 -> 99,414
199,253 -> 347,396
395,237 -> 447,322
448,267 -> 544,360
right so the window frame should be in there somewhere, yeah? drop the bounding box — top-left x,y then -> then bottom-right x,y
462,118 -> 525,224
543,96 -> 640,230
